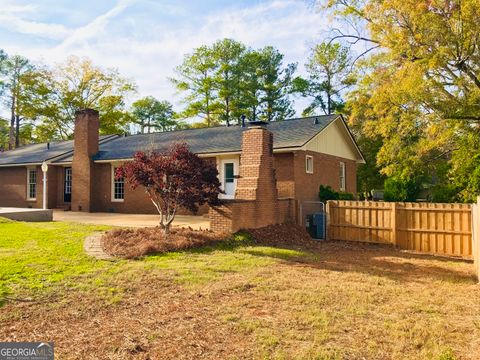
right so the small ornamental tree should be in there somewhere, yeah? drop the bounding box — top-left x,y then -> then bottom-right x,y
117,143 -> 221,235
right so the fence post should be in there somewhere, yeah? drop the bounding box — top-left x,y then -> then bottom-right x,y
326,201 -> 331,241
473,196 -> 480,283
391,202 -> 397,247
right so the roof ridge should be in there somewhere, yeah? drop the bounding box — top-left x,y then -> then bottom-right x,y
114,114 -> 341,140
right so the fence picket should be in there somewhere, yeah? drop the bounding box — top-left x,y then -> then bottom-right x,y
327,200 -> 473,259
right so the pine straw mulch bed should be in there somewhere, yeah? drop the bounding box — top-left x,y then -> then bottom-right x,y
102,224 -> 317,259
102,227 -> 227,259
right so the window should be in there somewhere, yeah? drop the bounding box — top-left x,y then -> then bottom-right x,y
111,165 -> 124,202
340,162 -> 346,191
27,168 -> 37,200
64,168 -> 72,194
306,155 -> 314,174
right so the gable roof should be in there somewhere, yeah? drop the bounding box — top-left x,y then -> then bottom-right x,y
0,115 -> 364,166
91,114 -> 340,162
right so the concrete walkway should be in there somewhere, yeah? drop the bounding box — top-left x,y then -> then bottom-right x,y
53,210 -> 210,230
84,233 -> 114,260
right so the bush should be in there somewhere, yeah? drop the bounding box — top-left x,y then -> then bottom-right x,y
319,185 -> 339,202
383,177 -> 420,202
430,184 -> 458,203
319,184 -> 355,202
338,192 -> 355,200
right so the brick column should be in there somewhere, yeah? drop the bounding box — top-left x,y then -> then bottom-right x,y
235,125 -> 279,227
72,109 -> 99,212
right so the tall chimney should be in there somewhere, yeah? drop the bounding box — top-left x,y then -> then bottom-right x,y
71,109 -> 99,212
235,124 -> 279,227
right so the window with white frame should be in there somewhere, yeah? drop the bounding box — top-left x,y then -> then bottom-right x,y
27,168 -> 37,200
306,155 -> 314,174
111,165 -> 124,202
340,162 -> 346,191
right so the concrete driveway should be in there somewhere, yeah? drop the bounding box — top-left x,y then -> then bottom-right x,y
53,210 -> 210,230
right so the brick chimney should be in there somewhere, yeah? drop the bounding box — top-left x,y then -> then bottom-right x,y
71,109 -> 99,212
235,124 -> 279,226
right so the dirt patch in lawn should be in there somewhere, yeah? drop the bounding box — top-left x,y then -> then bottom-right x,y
245,224 -> 315,249
102,227 -> 225,259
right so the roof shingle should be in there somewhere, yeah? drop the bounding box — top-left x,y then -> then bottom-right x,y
0,115 -> 339,166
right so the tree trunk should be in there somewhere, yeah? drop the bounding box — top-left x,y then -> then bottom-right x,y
15,115 -> 20,147
8,92 -> 15,150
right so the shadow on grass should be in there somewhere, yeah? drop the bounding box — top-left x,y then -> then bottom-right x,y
140,231 -> 476,285
244,240 -> 476,285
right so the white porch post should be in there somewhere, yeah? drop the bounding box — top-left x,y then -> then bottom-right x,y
41,161 -> 48,210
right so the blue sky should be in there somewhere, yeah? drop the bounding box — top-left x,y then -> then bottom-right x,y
0,0 -> 332,117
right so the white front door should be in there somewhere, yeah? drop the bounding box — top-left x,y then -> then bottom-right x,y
219,158 -> 239,199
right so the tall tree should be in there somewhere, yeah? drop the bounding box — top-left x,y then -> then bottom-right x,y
173,40 -> 297,126
131,96 -> 176,133
34,56 -> 136,140
236,50 -> 262,121
294,42 -> 354,115
318,0 -> 480,201
0,117 -> 8,151
1,55 -> 35,149
171,46 -> 219,127
257,46 -> 296,122
211,39 -> 246,126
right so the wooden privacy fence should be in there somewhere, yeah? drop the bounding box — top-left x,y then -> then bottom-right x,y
327,200 -> 472,259
472,197 -> 480,278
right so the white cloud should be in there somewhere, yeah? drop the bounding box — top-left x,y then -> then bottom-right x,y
0,0 -> 71,40
56,0 -> 138,50
1,0 -> 328,116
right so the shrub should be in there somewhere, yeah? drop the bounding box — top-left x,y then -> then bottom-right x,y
319,184 -> 355,202
338,192 -> 355,200
383,177 -> 420,202
430,184 -> 458,203
319,185 -> 339,202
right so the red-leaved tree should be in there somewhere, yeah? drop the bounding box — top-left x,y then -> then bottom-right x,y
117,143 -> 222,235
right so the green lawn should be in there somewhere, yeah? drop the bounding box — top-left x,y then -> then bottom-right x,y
0,218 -> 299,304
1,219 -> 479,360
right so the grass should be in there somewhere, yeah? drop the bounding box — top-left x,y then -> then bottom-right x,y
1,220 -> 480,359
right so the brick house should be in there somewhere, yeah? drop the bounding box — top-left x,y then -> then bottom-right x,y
0,109 -> 364,228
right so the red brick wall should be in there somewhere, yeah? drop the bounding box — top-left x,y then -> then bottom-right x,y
274,152 -> 295,198
209,198 -> 297,233
71,109 -> 99,212
235,126 -> 279,227
90,162 -> 211,215
292,150 -> 357,204
0,166 -> 45,208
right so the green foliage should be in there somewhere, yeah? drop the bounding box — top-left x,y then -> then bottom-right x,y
294,42 -> 355,115
338,192 -> 355,200
319,184 -> 354,202
32,56 -> 136,140
383,177 -> 420,202
0,118 -> 8,150
0,53 -> 38,148
172,39 -> 296,126
171,44 -> 219,126
320,0 -> 480,202
430,184 -> 458,203
319,185 -> 339,202
131,96 -> 177,133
